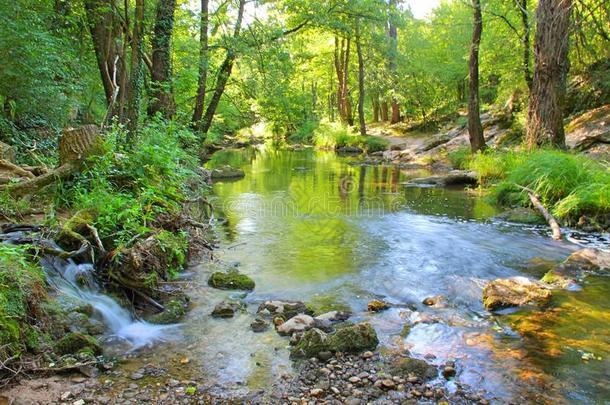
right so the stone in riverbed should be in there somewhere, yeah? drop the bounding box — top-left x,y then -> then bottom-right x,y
406,170 -> 478,188
422,295 -> 447,308
542,248 -> 610,288
495,208 -> 545,225
290,323 -> 379,359
388,357 -> 438,381
250,318 -> 269,332
257,300 -> 311,319
482,277 -> 552,311
209,165 -> 245,180
367,300 -> 390,312
211,301 -> 243,318
291,328 -> 329,359
277,314 -> 315,336
208,271 -> 255,291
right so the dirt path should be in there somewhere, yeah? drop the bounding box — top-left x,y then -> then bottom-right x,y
366,123 -> 428,152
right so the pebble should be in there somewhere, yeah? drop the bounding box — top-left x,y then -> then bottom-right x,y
309,388 -> 324,397
361,351 -> 374,359
73,400 -> 85,405
60,392 -> 73,401
130,372 -> 144,380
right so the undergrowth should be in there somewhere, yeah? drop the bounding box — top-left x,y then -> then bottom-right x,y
313,121 -> 389,153
468,149 -> 610,226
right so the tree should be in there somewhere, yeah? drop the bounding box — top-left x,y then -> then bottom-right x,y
388,0 -> 400,124
518,0 -> 533,90
192,0 -> 209,129
526,0 -> 572,149
125,0 -> 145,135
148,0 -> 176,119
468,0 -> 486,152
199,0 -> 246,135
356,20 -> 366,135
334,36 -> 353,126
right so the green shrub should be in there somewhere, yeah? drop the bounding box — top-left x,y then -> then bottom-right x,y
447,147 -> 471,169
0,245 -> 47,361
362,136 -> 390,153
312,121 -> 389,152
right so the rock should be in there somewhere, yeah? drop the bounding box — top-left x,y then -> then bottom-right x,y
327,323 -> 379,354
495,208 -> 545,225
73,400 -> 85,405
381,379 -> 396,390
54,333 -> 102,356
367,300 -> 390,312
422,295 -> 447,308
314,311 -> 351,323
210,165 -> 245,180
60,392 -> 73,401
362,351 -> 374,359
482,277 -> 552,311
418,133 -> 454,152
318,351 -> 333,361
542,248 -> 610,288
406,170 -> 478,188
336,146 -> 364,154
0,141 -> 16,163
565,105 -> 610,152
146,296 -> 190,324
389,357 -> 438,381
310,388 -> 325,397
211,301 -> 243,318
130,371 -> 144,380
291,328 -> 329,359
442,366 -> 456,379
257,300 -> 310,319
250,318 -> 269,332
208,271 -> 255,291
277,314 -> 315,335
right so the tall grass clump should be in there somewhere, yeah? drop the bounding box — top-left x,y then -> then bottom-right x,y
469,149 -> 610,225
313,120 -> 389,152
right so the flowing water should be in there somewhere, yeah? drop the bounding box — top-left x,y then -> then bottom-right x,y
180,147 -> 609,404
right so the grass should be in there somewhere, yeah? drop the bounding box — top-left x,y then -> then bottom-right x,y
468,149 -> 610,225
313,120 -> 389,152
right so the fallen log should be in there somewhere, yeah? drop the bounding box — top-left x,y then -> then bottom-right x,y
0,159 -> 35,179
515,184 -> 562,240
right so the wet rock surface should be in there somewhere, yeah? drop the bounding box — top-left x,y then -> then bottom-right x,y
483,277 -> 552,311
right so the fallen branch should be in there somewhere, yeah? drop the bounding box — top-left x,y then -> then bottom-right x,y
514,184 -> 562,240
38,241 -> 90,259
0,159 -> 36,179
86,224 -> 106,254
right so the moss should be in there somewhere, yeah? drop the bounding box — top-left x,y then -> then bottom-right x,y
290,328 -> 329,359
146,295 -> 190,324
495,208 -> 546,225
541,270 -> 572,288
327,322 -> 379,353
400,324 -> 411,338
388,357 -> 438,381
54,332 -> 102,356
208,271 -> 255,291
57,208 -> 99,250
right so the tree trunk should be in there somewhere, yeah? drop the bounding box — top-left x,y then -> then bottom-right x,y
468,0 -> 486,152
372,95 -> 380,123
526,0 -> 572,149
519,0 -> 533,90
388,0 -> 400,124
199,0 -> 245,135
192,0 -> 210,128
84,0 -> 126,120
148,0 -> 176,119
356,21 -> 366,136
380,100 -> 389,121
125,0 -> 145,137
334,36 -> 353,125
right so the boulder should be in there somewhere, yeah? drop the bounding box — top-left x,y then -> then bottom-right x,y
290,322 -> 379,359
210,165 -> 245,180
482,277 -> 552,311
565,105 -> 610,152
54,332 -> 102,356
406,170 -> 478,188
208,271 -> 255,291
291,328 -> 329,359
257,300 -> 310,319
276,314 -> 315,336
541,248 -> 610,288
495,208 -> 545,225
367,300 -> 390,312
211,301 -> 243,318
0,141 -> 16,163
146,295 -> 190,324
314,311 -> 351,323
336,146 -> 364,154
388,357 -> 438,381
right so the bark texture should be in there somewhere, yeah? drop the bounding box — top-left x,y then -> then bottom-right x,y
192,0 -> 210,128
468,0 -> 486,152
388,0 -> 400,124
526,0 -> 572,149
356,22 -> 366,136
148,0 -> 177,119
125,0 -> 145,135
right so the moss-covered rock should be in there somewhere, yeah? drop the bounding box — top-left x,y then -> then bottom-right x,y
495,208 -> 545,225
211,301 -> 244,318
367,299 -> 390,312
210,166 -> 245,180
54,332 -> 102,356
290,328 -> 329,359
208,271 -> 255,291
257,300 -> 309,318
388,357 -> 438,381
327,322 -> 379,354
146,296 -> 190,324
57,208 -> 99,251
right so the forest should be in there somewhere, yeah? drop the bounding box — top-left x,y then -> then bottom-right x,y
0,0 -> 609,404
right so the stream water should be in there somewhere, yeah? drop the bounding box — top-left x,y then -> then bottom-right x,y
180,147 -> 609,404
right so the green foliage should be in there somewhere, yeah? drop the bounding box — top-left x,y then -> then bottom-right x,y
447,147 -> 471,169
56,120 -> 200,247
469,150 -> 610,224
312,121 -> 388,152
0,244 -> 47,360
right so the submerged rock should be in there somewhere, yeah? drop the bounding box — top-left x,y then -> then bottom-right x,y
290,328 -> 329,359
211,301 -> 243,318
336,146 -> 364,154
495,208 -> 546,225
482,277 -> 552,311
146,296 -> 190,324
541,248 -> 610,288
406,170 -> 478,188
54,332 -> 102,356
208,271 -> 255,291
209,165 -> 245,180
388,357 -> 438,381
257,300 -> 310,319
314,311 -> 351,331
422,295 -> 447,308
276,314 -> 315,336
250,318 -> 269,333
367,299 -> 390,312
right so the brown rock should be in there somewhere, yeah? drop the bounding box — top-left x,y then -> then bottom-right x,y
483,277 -> 552,311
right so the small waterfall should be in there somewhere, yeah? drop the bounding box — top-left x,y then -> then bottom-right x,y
2,230 -> 179,351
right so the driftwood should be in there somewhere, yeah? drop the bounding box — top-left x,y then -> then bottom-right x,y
515,184 -> 562,240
